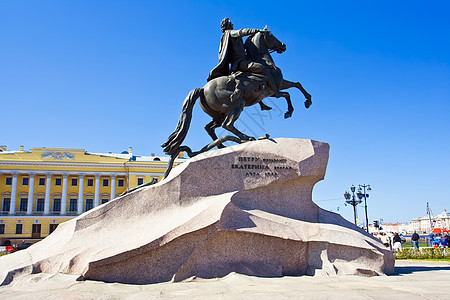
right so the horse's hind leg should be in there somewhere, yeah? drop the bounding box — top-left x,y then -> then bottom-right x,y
222,99 -> 255,141
205,117 -> 225,148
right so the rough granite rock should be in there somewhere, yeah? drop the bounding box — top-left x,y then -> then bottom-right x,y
0,138 -> 394,285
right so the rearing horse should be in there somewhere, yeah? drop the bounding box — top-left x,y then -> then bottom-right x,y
162,31 -> 311,157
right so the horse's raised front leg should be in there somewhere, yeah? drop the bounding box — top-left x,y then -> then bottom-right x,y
278,91 -> 294,119
280,79 -> 312,108
259,101 -> 272,111
222,100 -> 255,141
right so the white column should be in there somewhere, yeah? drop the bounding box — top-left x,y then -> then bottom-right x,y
110,174 -> 116,201
9,172 -> 18,215
26,172 -> 35,215
77,173 -> 85,214
61,173 -> 68,215
94,173 -> 101,207
44,173 -> 52,215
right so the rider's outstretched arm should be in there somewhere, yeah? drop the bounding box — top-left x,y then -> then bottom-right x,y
231,28 -> 267,38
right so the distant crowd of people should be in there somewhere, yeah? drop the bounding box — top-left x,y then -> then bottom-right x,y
373,232 -> 403,252
427,232 -> 449,248
373,231 -> 449,252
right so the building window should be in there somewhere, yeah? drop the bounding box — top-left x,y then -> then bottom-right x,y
5,177 -> 12,185
71,178 -> 78,186
118,179 -> 124,187
15,223 -> 23,234
36,198 -> 45,212
55,178 -> 62,186
49,223 -> 58,234
102,179 -> 109,187
87,179 -> 94,187
137,177 -> 144,186
2,198 -> 11,213
38,178 -> 45,186
19,198 -> 27,212
53,198 -> 61,213
69,199 -> 77,212
0,224 -> 5,234
101,198 -> 109,204
22,177 -> 29,186
85,199 -> 93,211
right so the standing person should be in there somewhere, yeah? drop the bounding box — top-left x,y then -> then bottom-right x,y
392,232 -> 403,252
387,232 -> 394,251
411,231 -> 420,249
428,232 -> 434,247
380,233 -> 390,248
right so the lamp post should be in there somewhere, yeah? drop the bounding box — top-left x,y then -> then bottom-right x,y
344,185 -> 362,225
356,184 -> 371,232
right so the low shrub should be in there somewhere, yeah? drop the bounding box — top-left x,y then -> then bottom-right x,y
394,247 -> 449,259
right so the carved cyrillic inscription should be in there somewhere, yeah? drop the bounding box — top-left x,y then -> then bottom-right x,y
232,156 -> 296,177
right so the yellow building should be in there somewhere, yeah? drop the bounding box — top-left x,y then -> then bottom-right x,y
0,145 -> 184,242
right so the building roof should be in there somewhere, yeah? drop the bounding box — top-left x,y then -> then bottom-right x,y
412,209 -> 449,221
0,146 -> 185,164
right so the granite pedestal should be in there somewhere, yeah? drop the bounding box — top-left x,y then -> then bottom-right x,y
0,138 -> 394,285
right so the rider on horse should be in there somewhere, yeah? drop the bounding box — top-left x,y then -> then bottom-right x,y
207,18 -> 283,103
162,20 -> 312,174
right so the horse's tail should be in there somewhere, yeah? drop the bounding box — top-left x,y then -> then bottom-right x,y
161,88 -> 203,155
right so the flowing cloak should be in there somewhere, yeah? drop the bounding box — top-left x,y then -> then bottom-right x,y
207,29 -> 259,82
207,31 -> 231,81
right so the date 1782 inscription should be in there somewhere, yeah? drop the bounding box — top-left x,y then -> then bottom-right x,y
231,156 -> 294,177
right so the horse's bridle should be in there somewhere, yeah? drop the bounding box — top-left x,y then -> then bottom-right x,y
269,47 -> 283,54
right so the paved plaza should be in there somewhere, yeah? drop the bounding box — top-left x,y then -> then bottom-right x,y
0,260 -> 449,299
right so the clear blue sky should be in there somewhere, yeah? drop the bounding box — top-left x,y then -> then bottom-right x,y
1,1 -> 449,224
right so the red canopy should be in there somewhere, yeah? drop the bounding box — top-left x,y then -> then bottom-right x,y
430,228 -> 449,234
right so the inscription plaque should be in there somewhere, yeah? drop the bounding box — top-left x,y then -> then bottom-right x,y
231,156 -> 296,177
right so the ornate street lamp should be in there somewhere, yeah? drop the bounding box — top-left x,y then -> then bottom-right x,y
344,185 -> 362,225
356,184 -> 371,232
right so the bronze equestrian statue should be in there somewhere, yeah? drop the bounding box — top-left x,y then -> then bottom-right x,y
162,18 -> 312,177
